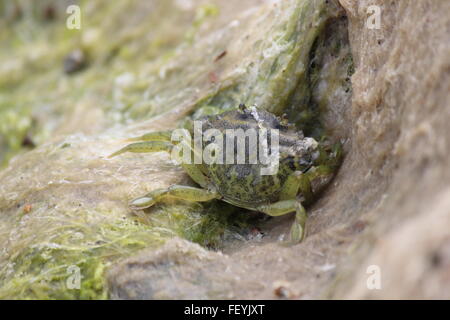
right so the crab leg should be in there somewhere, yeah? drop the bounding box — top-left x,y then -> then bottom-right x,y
126,130 -> 173,142
108,141 -> 173,158
279,170 -> 313,204
257,200 -> 307,243
181,163 -> 209,188
110,130 -> 211,187
129,185 -> 220,209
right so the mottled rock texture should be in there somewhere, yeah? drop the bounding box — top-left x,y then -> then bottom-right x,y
0,0 -> 449,299
330,0 -> 450,299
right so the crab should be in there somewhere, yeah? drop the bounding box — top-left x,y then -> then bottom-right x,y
109,104 -> 341,243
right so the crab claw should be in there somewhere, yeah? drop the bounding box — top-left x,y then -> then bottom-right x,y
129,196 -> 157,209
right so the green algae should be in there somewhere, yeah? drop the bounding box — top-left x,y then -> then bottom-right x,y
0,198 -> 255,299
0,0 -> 199,166
0,0 -> 352,299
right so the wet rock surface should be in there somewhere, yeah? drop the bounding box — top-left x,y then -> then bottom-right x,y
0,0 -> 449,299
108,238 -> 236,299
329,0 -> 450,299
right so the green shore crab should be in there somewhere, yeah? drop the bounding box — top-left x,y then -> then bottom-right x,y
110,105 -> 341,243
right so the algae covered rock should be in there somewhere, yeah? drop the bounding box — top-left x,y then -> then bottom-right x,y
0,0 -> 351,299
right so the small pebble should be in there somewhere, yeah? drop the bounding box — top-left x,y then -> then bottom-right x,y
23,204 -> 32,214
63,49 -> 87,74
273,280 -> 298,299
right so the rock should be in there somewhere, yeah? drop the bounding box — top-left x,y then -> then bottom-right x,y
108,238 -> 236,300
328,0 -> 450,299
0,0 -> 449,300
1,0 -> 346,299
63,49 -> 87,74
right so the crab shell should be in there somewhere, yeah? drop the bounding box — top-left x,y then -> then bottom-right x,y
189,106 -> 320,209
